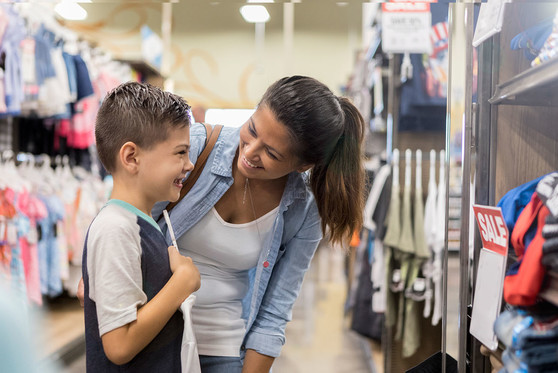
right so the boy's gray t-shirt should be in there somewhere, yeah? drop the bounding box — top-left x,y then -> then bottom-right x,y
83,199 -> 183,372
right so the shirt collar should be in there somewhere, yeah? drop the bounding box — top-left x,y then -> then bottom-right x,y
209,126 -> 240,178
209,126 -> 309,203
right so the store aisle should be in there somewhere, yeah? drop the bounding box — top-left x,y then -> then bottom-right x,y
274,244 -> 382,373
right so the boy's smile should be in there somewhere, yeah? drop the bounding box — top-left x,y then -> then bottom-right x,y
138,125 -> 193,211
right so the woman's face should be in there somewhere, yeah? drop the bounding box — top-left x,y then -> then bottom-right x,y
237,106 -> 309,181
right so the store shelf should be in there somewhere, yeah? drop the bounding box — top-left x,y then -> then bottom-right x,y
489,57 -> 558,106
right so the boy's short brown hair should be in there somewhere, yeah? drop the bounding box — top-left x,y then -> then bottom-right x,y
95,82 -> 192,173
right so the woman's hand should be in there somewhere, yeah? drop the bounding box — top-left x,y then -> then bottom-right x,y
242,349 -> 275,373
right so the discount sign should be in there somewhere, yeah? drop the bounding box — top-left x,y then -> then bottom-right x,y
472,205 -> 509,256
470,204 -> 509,351
381,1 -> 432,54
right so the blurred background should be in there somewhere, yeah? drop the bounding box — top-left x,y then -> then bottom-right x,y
0,1 -> 464,373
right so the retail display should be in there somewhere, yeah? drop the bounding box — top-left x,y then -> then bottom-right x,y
465,2 -> 558,372
0,152 -> 107,305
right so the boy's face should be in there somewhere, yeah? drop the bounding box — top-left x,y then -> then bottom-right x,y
138,125 -> 193,206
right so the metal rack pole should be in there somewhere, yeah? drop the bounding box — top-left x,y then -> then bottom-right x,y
455,2 -> 478,372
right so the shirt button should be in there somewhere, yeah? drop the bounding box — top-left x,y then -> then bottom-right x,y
240,345 -> 246,351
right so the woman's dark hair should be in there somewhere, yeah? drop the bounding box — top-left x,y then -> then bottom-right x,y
259,76 -> 366,245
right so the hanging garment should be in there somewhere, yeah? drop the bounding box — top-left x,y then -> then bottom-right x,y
14,190 -> 47,305
394,150 -> 415,341
73,54 -> 94,101
372,236 -> 387,314
363,164 -> 391,232
431,150 -> 446,326
350,235 -> 384,342
0,69 -> 7,114
422,150 -> 437,319
62,52 -> 78,102
371,171 -> 392,314
0,189 -> 16,274
4,188 -> 28,302
1,5 -> 25,115
346,230 -> 370,312
0,118 -> 12,152
35,26 -> 69,117
37,194 -> 65,297
383,150 -> 402,328
402,150 -> 431,358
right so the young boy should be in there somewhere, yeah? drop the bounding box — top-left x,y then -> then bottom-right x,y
82,82 -> 200,372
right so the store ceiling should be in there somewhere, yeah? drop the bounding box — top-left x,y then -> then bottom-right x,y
80,1 -> 364,34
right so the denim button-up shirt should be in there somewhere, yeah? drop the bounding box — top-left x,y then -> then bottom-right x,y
153,123 -> 323,359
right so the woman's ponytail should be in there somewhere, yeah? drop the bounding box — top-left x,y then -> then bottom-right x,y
260,76 -> 366,246
310,97 -> 366,245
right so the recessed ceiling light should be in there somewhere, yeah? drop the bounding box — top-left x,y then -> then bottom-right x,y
240,5 -> 270,23
54,1 -> 88,21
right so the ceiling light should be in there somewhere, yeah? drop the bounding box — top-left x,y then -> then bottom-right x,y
247,0 -> 274,3
55,1 -> 88,21
240,5 -> 270,23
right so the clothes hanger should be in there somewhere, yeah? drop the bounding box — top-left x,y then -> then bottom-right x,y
405,149 -> 412,189
392,148 -> 400,188
429,149 -> 436,187
416,149 -> 422,191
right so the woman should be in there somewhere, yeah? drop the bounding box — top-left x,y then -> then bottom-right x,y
153,76 -> 366,373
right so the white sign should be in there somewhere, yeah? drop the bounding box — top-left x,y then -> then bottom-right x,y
472,0 -> 509,47
381,3 -> 432,54
469,205 -> 509,351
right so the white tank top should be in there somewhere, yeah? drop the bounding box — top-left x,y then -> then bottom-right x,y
177,206 -> 279,357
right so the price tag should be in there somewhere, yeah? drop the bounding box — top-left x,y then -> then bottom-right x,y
382,2 -> 432,54
470,205 -> 509,351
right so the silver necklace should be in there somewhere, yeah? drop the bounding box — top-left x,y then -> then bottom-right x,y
245,178 -> 271,268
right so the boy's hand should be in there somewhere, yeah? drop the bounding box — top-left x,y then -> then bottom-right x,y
168,246 -> 201,295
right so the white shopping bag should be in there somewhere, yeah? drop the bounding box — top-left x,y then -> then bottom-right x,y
180,294 -> 201,373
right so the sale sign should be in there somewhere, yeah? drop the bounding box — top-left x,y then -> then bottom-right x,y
472,205 -> 509,256
381,1 -> 432,54
470,204 -> 510,351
